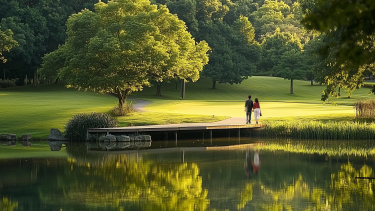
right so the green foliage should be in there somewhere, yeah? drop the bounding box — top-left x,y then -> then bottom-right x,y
260,120 -> 375,140
258,29 -> 308,93
0,27 -> 18,63
301,0 -> 375,101
233,16 -> 256,44
40,0 -> 209,110
198,21 -> 260,88
0,0 -> 101,83
0,79 -> 16,88
65,112 -> 117,141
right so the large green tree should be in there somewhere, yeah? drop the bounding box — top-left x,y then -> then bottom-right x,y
259,29 -> 307,93
198,20 -> 259,89
301,0 -> 375,100
39,0 -> 209,110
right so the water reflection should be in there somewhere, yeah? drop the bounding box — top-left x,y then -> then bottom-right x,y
0,140 -> 16,146
244,150 -> 253,178
87,140 -> 152,151
0,139 -> 374,210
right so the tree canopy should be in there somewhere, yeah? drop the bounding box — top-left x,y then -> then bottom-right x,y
301,0 -> 375,100
0,0 -> 103,84
39,0 -> 209,109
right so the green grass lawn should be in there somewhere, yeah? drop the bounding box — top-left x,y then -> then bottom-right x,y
132,76 -> 375,120
1,76 -> 375,139
0,84 -> 117,138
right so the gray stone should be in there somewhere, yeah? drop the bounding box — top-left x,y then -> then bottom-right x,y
48,141 -> 63,151
98,134 -> 116,142
22,134 -> 31,141
116,135 -> 130,142
7,134 -> 16,141
48,128 -> 68,141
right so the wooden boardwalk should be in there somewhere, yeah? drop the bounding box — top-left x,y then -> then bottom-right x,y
87,118 -> 263,141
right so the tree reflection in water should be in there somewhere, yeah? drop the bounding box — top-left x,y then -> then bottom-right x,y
39,152 -> 209,210
0,197 -> 18,211
1,140 -> 375,210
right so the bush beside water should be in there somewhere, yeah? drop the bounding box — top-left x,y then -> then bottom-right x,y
258,121 -> 375,140
65,113 -> 117,141
0,80 -> 16,88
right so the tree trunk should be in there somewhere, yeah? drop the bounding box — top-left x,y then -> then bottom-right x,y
181,79 -> 185,100
338,87 -> 341,96
33,70 -> 38,87
118,94 -> 128,112
3,69 -> 5,80
212,80 -> 216,89
116,89 -> 129,110
156,83 -> 161,96
290,79 -> 294,94
310,79 -> 313,86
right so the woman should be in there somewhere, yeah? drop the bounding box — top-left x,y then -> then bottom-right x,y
253,98 -> 261,124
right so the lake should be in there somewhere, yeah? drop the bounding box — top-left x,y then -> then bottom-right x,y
0,138 -> 374,211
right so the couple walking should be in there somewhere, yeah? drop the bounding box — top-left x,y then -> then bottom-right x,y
244,95 -> 261,124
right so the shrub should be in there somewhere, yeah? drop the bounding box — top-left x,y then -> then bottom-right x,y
65,113 -> 117,141
111,101 -> 134,116
0,79 -> 16,88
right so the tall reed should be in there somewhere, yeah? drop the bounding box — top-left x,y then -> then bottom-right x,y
355,99 -> 375,118
257,121 -> 375,140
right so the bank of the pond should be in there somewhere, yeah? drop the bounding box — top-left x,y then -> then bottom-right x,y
254,139 -> 375,157
252,121 -> 375,140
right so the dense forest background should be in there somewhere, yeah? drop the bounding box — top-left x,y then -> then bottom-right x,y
0,0 -> 342,94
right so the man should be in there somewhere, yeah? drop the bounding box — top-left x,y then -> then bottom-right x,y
244,95 -> 253,124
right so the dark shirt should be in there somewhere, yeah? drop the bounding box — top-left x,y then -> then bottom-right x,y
245,99 -> 253,112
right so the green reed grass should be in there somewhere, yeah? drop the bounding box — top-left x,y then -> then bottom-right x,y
258,139 -> 375,157
258,121 -> 375,140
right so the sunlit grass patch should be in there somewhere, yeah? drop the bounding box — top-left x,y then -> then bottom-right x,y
144,101 -> 356,119
0,85 -> 117,138
117,111 -> 228,126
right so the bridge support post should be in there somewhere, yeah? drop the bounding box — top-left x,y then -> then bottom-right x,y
181,150 -> 185,163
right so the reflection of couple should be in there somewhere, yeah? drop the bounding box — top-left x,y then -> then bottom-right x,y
244,150 -> 260,178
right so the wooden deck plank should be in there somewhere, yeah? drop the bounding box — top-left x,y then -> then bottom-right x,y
88,123 -> 263,134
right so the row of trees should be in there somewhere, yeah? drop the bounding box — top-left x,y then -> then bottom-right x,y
1,0 -> 374,106
0,0 -> 103,82
155,0 -> 313,92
